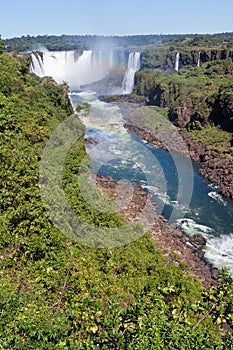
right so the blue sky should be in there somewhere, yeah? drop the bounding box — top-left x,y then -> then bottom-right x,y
1,0 -> 233,39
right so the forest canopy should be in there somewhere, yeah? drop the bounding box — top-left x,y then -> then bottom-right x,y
3,32 -> 233,52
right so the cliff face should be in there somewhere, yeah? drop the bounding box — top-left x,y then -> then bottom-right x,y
169,87 -> 233,133
200,49 -> 233,62
133,55 -> 233,198
209,88 -> 233,133
134,71 -> 206,128
178,49 -> 233,68
141,48 -> 233,71
134,67 -> 233,133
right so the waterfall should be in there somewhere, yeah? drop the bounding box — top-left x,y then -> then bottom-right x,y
30,50 -> 140,93
197,51 -> 201,67
175,52 -> 180,72
121,52 -> 141,94
30,50 -> 126,89
30,52 -> 45,76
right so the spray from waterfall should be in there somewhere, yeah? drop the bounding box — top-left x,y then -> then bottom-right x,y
30,50 -> 140,93
175,52 -> 180,72
30,50 -> 116,89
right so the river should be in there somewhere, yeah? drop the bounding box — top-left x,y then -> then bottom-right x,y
30,49 -> 233,275
70,90 -> 233,275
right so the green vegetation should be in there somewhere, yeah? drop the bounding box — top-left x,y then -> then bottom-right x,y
125,105 -> 172,137
0,41 -> 233,348
3,34 -> 168,52
189,125 -> 233,161
3,32 -> 233,52
134,55 -> 233,160
76,102 -> 91,114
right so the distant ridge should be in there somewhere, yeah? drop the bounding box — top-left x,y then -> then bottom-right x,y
3,32 -> 233,52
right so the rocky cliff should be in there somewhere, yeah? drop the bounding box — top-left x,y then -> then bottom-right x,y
141,47 -> 233,71
134,60 -> 233,132
132,54 -> 233,198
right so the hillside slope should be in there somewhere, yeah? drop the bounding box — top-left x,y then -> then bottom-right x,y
0,44 -> 233,349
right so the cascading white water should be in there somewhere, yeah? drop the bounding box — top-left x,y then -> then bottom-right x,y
197,51 -> 201,67
121,52 -> 141,94
30,50 -> 140,92
30,50 -> 120,89
175,52 -> 180,71
30,53 -> 45,76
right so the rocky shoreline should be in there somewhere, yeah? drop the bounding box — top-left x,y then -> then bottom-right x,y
179,129 -> 233,199
91,173 -> 219,289
124,122 -> 233,199
84,96 -> 233,288
100,94 -> 233,199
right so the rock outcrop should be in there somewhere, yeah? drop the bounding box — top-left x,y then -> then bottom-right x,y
179,130 -> 233,199
141,48 -> 233,71
132,56 -> 233,199
93,174 -> 219,288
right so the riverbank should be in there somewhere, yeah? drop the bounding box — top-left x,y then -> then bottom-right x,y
100,94 -> 233,199
124,122 -> 233,199
91,173 -> 219,289
179,129 -> 233,199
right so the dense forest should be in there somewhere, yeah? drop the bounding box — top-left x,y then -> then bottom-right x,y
0,36 -> 233,348
3,32 -> 233,52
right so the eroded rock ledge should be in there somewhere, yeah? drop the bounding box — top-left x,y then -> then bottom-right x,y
92,173 -> 219,289
179,129 -> 233,199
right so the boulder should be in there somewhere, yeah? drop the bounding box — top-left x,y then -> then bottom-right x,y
189,234 -> 207,249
